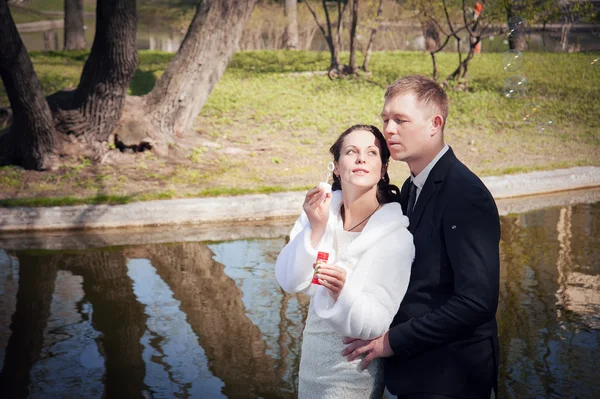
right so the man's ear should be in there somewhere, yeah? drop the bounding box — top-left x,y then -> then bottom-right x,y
430,115 -> 444,137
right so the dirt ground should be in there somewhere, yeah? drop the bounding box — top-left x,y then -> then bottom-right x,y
2,120 -> 598,204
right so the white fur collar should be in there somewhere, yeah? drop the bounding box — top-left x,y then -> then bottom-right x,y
327,190 -> 409,256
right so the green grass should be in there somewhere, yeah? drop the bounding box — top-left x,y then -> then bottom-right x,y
0,49 -> 599,207
18,0 -> 95,13
9,5 -> 58,24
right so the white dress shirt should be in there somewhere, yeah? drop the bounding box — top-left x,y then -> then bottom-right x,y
411,144 -> 449,206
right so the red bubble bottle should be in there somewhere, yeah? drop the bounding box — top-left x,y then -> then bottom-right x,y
312,251 -> 329,285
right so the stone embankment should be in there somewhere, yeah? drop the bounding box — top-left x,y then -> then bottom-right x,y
1,166 -> 599,233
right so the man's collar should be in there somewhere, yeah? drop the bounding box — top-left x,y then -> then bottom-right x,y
410,145 -> 449,189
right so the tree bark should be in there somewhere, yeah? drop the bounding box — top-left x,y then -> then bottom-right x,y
144,0 -> 256,141
64,0 -> 86,50
0,0 -> 57,170
55,0 -> 138,145
348,0 -> 359,74
284,0 -> 298,50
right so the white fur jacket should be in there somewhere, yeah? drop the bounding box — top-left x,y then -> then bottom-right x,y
275,190 -> 415,340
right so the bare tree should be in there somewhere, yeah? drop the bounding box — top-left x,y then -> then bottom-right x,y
284,0 -> 299,49
305,0 -> 348,77
64,0 -> 86,50
416,0 -> 504,85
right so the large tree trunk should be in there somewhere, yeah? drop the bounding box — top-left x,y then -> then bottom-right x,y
0,0 -> 57,170
284,0 -> 298,50
144,0 -> 256,142
64,0 -> 86,50
55,0 -> 137,148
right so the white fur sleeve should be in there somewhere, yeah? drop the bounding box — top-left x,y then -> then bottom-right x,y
275,212 -> 321,294
313,229 -> 414,339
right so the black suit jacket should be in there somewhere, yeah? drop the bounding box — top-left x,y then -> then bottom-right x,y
384,148 -> 500,398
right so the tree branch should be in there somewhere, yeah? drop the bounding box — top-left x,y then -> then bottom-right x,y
305,1 -> 330,48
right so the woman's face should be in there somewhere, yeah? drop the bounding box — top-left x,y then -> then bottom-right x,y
334,129 -> 384,191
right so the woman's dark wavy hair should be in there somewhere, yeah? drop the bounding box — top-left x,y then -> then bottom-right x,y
329,124 -> 401,204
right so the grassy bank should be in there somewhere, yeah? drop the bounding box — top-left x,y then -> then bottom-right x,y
1,50 -> 599,207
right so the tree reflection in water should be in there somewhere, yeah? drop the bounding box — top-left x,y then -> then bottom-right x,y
0,201 -> 598,398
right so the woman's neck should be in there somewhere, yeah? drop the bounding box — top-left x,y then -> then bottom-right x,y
341,187 -> 380,232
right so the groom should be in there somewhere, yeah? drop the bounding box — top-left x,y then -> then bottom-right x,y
343,75 -> 500,399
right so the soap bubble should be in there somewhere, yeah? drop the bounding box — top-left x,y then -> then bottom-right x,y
503,50 -> 524,72
503,76 -> 527,98
537,120 -> 555,134
522,103 -> 540,122
507,16 -> 526,37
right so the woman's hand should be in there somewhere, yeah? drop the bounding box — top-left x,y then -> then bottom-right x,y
316,264 -> 346,300
303,186 -> 332,247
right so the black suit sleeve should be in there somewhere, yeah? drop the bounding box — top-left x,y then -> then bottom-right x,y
388,183 -> 500,357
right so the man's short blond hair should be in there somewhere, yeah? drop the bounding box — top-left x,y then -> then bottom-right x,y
385,75 -> 449,129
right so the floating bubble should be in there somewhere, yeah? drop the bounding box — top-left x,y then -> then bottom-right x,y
537,120 -> 555,134
503,76 -> 527,98
489,35 -> 495,41
522,103 -> 540,122
503,39 -> 509,45
503,50 -> 524,72
507,16 -> 526,37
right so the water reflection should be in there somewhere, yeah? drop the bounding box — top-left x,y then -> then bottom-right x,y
127,258 -> 225,398
498,203 -> 600,398
0,202 -> 598,398
29,271 -> 104,399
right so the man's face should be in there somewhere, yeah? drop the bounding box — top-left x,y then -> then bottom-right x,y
381,92 -> 434,163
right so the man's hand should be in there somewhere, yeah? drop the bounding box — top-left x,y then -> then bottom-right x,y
342,331 -> 394,370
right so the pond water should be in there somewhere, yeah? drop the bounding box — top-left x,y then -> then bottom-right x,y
18,18 -> 600,54
0,200 -> 599,398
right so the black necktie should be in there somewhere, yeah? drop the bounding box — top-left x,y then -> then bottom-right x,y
406,181 -> 418,218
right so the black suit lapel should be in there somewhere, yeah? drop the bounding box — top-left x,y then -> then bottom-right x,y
408,148 -> 457,234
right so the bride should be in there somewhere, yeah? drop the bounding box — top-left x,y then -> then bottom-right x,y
276,124 -> 415,398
